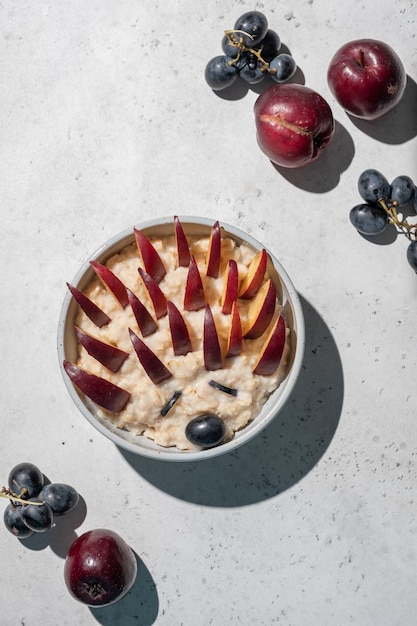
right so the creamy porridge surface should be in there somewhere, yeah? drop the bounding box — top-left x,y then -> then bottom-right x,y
74,232 -> 290,450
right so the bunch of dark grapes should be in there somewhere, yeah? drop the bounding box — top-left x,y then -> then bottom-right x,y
2,462 -> 79,538
350,169 -> 417,272
205,11 -> 297,91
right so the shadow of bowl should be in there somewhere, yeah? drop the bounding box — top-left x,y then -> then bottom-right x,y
19,495 -> 88,557
119,294 -> 343,507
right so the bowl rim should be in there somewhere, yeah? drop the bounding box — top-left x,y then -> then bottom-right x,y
57,215 -> 305,462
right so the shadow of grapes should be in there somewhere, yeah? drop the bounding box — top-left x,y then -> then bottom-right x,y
19,495 -> 87,557
272,120 -> 355,193
119,294 -> 343,508
354,195 -> 417,247
89,552 -> 159,626
347,75 -> 417,144
357,223 -> 399,246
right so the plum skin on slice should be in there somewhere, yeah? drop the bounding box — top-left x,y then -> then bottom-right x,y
134,227 -> 166,283
167,300 -> 192,356
206,220 -> 221,278
138,268 -> 168,319
253,314 -> 286,376
174,216 -> 191,267
74,326 -> 129,373
203,304 -> 223,371
129,329 -> 172,385
67,283 -> 111,328
90,261 -> 129,309
243,279 -> 277,340
63,361 -> 131,413
126,287 -> 158,337
184,256 -> 206,312
221,259 -> 239,315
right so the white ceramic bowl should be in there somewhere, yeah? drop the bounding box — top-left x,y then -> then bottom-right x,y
57,216 -> 305,461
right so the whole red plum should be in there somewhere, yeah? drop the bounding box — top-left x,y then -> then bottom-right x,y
64,529 -> 137,606
254,84 -> 335,168
327,39 -> 406,120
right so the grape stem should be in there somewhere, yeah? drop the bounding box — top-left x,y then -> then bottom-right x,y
224,30 -> 278,74
0,486 -> 43,506
378,198 -> 417,240
356,48 -> 366,69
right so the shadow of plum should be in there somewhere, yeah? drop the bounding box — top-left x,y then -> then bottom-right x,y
272,120 -> 355,192
346,75 -> 417,144
89,552 -> 159,626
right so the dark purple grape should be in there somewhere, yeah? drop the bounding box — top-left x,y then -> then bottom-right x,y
39,483 -> 79,516
232,51 -> 250,73
21,498 -> 53,532
4,503 -> 34,538
406,240 -> 417,272
269,53 -> 297,83
254,29 -> 281,62
349,203 -> 389,235
185,414 -> 226,448
205,55 -> 238,91
358,169 -> 391,204
8,462 -> 44,499
233,11 -> 268,47
221,34 -> 241,58
239,58 -> 266,84
390,175 -> 415,205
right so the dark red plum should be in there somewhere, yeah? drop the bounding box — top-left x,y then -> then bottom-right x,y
254,84 -> 334,168
64,529 -> 137,606
327,39 -> 406,120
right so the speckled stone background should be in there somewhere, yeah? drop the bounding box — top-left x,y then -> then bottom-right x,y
1,1 -> 417,624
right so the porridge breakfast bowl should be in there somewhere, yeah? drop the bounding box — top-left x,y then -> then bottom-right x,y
57,216 -> 305,461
